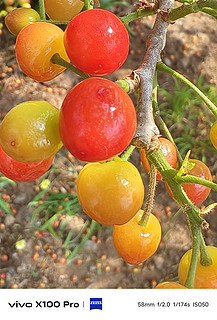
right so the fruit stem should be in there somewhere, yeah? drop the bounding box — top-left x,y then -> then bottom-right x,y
51,54 -> 90,79
146,146 -> 213,287
39,0 -> 46,20
120,9 -> 155,26
147,147 -> 203,226
84,0 -> 93,10
139,162 -> 157,227
184,225 -> 201,288
157,62 -> 217,119
40,19 -> 70,25
153,70 -> 183,167
120,145 -> 136,161
175,174 -> 217,191
199,233 -> 212,266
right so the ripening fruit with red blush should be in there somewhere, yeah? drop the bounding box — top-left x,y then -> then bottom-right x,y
0,145 -> 54,182
166,159 -> 212,205
140,138 -> 177,180
5,8 -> 40,35
44,0 -> 84,21
113,210 -> 161,265
64,9 -> 129,75
77,157 -> 144,225
15,22 -> 69,82
181,159 -> 212,205
0,101 -> 62,163
59,77 -> 136,162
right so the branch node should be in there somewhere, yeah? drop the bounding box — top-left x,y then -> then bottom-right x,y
126,71 -> 141,94
201,220 -> 209,230
158,9 -> 176,23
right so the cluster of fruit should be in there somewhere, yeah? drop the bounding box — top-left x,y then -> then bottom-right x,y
1,2 -> 217,289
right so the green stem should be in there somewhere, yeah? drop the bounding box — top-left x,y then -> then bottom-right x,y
169,0 -> 217,21
119,9 -> 155,26
175,174 -> 217,192
51,54 -> 90,79
62,230 -> 74,248
157,62 -> 217,119
38,208 -> 65,231
62,220 -> 89,248
139,162 -> 157,227
47,224 -> 58,238
147,147 -> 213,287
147,148 -> 203,225
67,220 -> 99,261
200,233 -> 212,266
185,225 -> 201,288
117,1 -> 217,26
40,19 -> 70,25
39,0 -> 46,20
84,0 -> 93,10
153,71 -> 183,166
0,196 -> 13,216
154,109 -> 183,166
116,79 -> 131,93
121,145 -> 136,161
201,7 -> 217,18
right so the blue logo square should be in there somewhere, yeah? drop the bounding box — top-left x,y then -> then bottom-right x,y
90,298 -> 102,310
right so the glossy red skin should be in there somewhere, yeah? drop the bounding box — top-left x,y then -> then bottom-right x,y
59,77 -> 136,162
0,145 -> 54,182
166,159 -> 212,205
64,9 -> 129,76
140,138 -> 177,180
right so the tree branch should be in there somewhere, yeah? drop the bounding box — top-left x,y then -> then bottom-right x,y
132,0 -> 174,150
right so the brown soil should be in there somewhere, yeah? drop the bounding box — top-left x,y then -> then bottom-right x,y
0,10 -> 217,289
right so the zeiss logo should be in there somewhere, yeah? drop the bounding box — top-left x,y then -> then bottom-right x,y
90,298 -> 102,310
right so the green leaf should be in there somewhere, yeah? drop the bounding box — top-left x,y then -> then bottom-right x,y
176,150 -> 195,177
0,196 -> 13,215
200,203 -> 217,216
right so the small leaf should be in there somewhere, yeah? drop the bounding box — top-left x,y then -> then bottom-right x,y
200,203 -> 217,216
0,196 -> 13,215
176,150 -> 195,177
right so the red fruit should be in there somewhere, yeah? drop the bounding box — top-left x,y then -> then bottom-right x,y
59,77 -> 136,162
64,9 -> 129,76
0,145 -> 54,182
166,159 -> 212,205
140,138 -> 177,180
